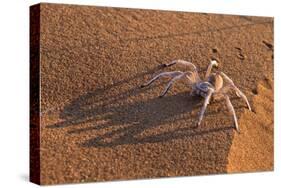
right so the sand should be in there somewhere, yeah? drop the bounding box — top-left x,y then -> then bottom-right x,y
33,3 -> 273,185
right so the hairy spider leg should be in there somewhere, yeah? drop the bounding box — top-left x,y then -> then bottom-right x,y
219,72 -> 251,111
225,95 -> 240,132
140,71 -> 184,88
197,89 -> 214,126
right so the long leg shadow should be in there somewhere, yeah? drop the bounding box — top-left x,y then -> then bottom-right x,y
47,65 -> 165,128
47,65 -> 237,148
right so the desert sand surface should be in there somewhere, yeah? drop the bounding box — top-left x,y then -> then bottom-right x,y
35,3 -> 273,184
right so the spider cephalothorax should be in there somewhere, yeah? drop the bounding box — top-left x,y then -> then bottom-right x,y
141,59 -> 251,132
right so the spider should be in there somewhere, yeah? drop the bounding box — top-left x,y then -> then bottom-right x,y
140,59 -> 252,132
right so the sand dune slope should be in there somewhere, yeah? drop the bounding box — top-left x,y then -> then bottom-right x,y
227,77 -> 274,172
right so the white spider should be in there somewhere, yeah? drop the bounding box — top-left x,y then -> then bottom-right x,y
141,60 -> 251,132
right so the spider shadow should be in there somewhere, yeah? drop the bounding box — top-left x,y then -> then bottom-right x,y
47,65 -> 237,148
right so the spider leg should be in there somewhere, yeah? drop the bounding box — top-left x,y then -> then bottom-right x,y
235,91 -> 241,98
197,89 -> 214,126
225,95 -> 240,132
163,60 -> 200,81
233,87 -> 251,111
205,60 -> 218,79
219,72 -> 251,111
159,73 -> 187,98
140,71 -> 183,88
164,59 -> 196,69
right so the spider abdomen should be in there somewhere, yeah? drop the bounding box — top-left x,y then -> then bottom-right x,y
195,82 -> 214,97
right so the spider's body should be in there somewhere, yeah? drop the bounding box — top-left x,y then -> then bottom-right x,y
141,59 -> 251,132
195,82 -> 215,97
